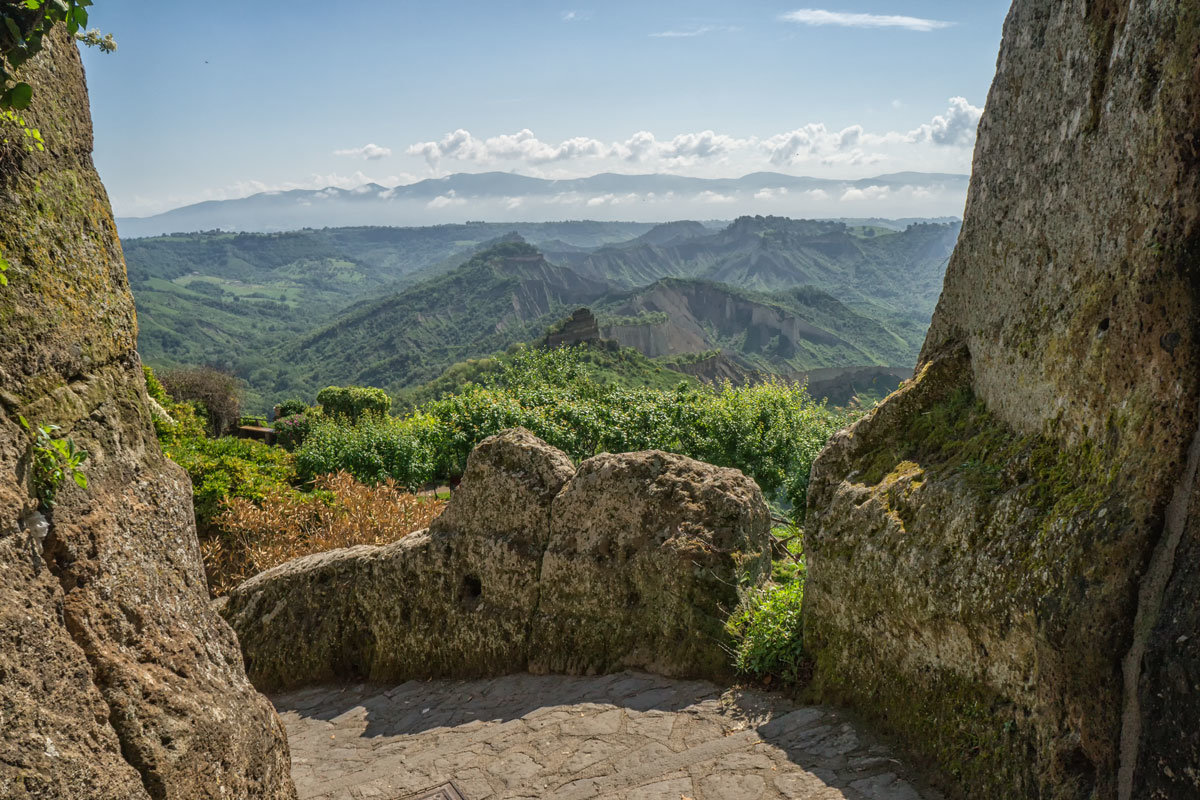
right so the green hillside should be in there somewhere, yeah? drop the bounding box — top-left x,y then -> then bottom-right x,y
124,216 -> 957,412
276,240 -> 610,399
558,216 -> 959,316
125,221 -> 653,376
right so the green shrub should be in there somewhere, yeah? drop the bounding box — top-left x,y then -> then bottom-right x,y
143,365 -> 169,405
316,385 -> 392,421
276,398 -> 310,418
294,348 -> 854,517
295,412 -> 441,490
727,580 -> 806,683
163,434 -> 298,529
160,366 -> 243,436
272,413 -> 312,451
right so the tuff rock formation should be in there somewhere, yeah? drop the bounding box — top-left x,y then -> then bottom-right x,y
222,428 -> 771,690
803,3 -> 1200,799
0,31 -> 295,799
545,307 -> 602,347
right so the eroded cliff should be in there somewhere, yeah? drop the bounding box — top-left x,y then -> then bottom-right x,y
0,30 -> 295,799
804,2 -> 1200,798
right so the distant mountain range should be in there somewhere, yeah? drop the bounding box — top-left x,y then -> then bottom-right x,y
124,216 -> 959,410
115,171 -> 968,238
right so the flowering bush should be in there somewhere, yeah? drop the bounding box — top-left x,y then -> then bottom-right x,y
272,413 -> 311,450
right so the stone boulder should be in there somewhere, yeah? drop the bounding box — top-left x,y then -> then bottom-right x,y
0,30 -> 294,800
225,428 -> 575,687
803,3 -> 1200,799
533,450 -> 771,677
222,429 -> 770,690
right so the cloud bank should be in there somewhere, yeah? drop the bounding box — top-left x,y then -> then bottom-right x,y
780,9 -> 954,32
333,143 -> 392,160
405,98 -> 982,174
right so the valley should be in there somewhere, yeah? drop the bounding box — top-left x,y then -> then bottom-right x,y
125,215 -> 959,411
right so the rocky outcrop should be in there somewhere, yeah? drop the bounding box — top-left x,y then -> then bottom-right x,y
222,428 -> 771,690
545,307 -> 601,347
803,3 -> 1200,799
0,31 -> 294,799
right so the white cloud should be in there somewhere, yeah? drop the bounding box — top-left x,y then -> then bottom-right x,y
841,185 -> 891,202
754,187 -> 789,200
407,128 -> 610,166
650,25 -> 736,38
660,130 -> 745,160
762,123 -> 864,166
905,96 -> 983,146
780,9 -> 953,32
427,190 -> 466,209
333,143 -> 392,160
401,106 -> 981,179
619,130 -> 658,162
561,10 -> 591,21
697,190 -> 736,204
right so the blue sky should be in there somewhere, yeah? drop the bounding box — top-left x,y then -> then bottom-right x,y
80,2 -> 1012,217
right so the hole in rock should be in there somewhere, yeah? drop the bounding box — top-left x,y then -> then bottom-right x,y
459,575 -> 482,609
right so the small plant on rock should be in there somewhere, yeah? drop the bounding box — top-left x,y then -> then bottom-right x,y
19,415 -> 87,508
727,579 -> 806,684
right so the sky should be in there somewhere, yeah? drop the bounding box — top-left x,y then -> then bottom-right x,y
79,1 -> 1013,219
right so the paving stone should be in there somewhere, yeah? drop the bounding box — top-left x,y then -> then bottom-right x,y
697,773 -> 765,799
273,671 -> 935,800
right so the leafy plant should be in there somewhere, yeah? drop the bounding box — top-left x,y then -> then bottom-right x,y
316,385 -> 391,421
272,412 -> 311,451
164,433 -> 297,531
159,366 -> 243,436
294,346 -> 854,517
296,411 -> 441,489
276,398 -> 310,418
19,415 -> 87,508
142,364 -> 172,406
0,0 -> 115,111
0,255 -> 7,286
727,580 -> 806,683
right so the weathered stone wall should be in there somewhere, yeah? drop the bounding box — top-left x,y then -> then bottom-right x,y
0,32 -> 295,798
803,3 -> 1200,799
222,429 -> 771,691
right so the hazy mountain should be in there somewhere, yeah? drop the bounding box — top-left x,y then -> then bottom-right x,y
115,171 -> 969,238
557,216 -> 960,316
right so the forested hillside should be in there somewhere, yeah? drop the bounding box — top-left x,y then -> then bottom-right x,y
125,216 -> 959,410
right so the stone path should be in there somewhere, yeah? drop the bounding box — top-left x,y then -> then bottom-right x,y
274,672 -> 940,800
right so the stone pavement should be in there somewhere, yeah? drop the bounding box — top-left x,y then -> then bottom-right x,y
274,672 -> 941,800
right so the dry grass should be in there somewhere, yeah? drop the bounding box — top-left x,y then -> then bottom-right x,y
203,471 -> 446,595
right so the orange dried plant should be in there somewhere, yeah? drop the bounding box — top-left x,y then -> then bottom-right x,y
203,471 -> 446,595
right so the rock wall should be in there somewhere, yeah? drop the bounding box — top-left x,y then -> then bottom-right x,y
0,32 -> 295,799
803,3 -> 1200,799
222,428 -> 771,690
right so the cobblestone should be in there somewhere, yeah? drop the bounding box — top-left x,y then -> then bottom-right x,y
274,672 -> 940,800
